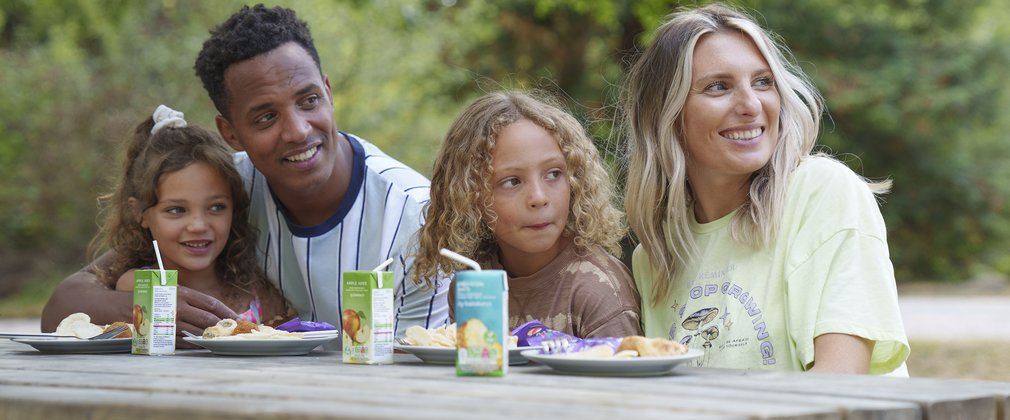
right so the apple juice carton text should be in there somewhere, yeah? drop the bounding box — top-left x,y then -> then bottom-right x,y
455,270 -> 508,376
132,269 -> 177,355
341,270 -> 394,364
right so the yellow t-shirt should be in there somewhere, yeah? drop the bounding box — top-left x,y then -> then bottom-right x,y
633,156 -> 909,375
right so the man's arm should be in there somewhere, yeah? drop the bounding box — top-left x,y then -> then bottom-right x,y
41,253 -> 130,331
41,252 -> 239,334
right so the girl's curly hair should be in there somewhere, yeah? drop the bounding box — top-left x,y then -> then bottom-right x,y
88,114 -> 265,293
413,91 -> 625,285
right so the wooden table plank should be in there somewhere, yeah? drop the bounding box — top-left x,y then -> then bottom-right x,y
675,371 -> 1005,420
2,340 -> 1007,419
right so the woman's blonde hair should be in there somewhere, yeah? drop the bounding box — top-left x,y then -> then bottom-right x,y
624,3 -> 886,305
413,90 -> 625,285
88,113 -> 264,293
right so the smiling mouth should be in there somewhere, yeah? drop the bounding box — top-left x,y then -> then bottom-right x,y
285,145 -> 319,162
183,241 -> 211,249
722,128 -> 763,140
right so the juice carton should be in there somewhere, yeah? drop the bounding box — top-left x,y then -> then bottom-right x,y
341,270 -> 394,364
454,270 -> 509,376
131,269 -> 177,355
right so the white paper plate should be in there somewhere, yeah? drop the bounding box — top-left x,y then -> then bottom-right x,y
521,348 -> 704,377
394,344 -> 535,365
11,337 -> 131,354
183,335 -> 337,356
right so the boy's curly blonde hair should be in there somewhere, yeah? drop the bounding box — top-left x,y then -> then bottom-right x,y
413,90 -> 625,285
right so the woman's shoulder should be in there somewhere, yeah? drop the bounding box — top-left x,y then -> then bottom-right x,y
794,155 -> 862,181
790,155 -> 877,197
783,155 -> 888,236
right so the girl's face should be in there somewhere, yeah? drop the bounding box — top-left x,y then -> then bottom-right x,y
681,31 -> 780,189
488,119 -> 570,277
141,161 -> 233,280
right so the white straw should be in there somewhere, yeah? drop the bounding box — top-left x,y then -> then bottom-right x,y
153,240 -> 168,286
372,257 -> 395,288
372,258 -> 395,273
439,248 -> 481,271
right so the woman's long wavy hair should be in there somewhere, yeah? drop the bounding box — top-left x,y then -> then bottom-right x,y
413,90 -> 626,285
624,3 -> 887,306
88,114 -> 264,293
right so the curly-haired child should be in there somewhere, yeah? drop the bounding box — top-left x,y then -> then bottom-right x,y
414,91 -> 642,338
90,105 -> 288,334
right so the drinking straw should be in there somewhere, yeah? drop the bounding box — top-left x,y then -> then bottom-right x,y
439,248 -> 481,271
153,240 -> 168,286
372,258 -> 395,273
372,258 -> 395,288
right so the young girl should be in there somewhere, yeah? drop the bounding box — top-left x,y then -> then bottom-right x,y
623,4 -> 908,374
414,91 -> 641,338
89,105 -> 287,329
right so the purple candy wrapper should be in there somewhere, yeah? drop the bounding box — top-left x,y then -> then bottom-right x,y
511,320 -> 576,347
568,337 -> 623,354
276,317 -> 337,333
511,320 -> 623,355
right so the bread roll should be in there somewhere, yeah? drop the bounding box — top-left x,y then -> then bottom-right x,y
617,336 -> 688,357
102,321 -> 133,338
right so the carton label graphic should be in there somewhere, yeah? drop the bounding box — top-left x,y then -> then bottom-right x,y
455,270 -> 508,376
132,269 -> 177,355
342,271 -> 394,364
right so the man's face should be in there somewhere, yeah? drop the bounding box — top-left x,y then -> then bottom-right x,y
215,42 -> 338,199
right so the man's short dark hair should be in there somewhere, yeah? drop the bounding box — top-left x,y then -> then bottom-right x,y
194,4 -> 322,118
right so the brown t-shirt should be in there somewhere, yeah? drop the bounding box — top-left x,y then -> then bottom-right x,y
450,240 -> 643,338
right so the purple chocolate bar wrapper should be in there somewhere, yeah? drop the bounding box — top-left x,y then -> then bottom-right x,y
511,320 -> 623,355
511,320 -> 577,347
276,317 -> 337,332
568,337 -> 623,354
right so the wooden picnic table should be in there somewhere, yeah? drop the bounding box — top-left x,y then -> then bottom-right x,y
1,338 -> 1007,419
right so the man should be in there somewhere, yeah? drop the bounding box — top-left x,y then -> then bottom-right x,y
42,4 -> 449,338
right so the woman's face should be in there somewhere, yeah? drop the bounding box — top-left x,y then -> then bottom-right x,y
681,31 -> 780,187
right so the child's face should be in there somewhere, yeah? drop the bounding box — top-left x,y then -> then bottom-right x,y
141,161 -> 233,279
488,119 -> 570,276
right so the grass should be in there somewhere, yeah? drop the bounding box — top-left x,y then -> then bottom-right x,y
907,340 -> 1010,381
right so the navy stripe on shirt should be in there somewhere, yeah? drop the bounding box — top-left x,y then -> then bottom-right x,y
385,199 -> 407,260
379,166 -> 410,175
275,206 -> 284,295
425,277 -> 439,328
355,170 -> 367,270
263,232 -> 276,295
404,185 -> 430,193
395,253 -> 406,333
306,238 -> 317,321
336,224 -> 343,326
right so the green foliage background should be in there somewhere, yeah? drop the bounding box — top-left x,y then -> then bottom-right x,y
1,0 -> 1008,307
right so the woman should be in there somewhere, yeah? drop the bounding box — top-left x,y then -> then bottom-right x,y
623,3 -> 909,375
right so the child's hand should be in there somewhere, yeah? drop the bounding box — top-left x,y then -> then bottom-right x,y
175,286 -> 238,348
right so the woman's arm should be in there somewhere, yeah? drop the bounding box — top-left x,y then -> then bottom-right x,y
808,333 -> 873,374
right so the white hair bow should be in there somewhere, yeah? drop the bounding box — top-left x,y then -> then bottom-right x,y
151,105 -> 188,134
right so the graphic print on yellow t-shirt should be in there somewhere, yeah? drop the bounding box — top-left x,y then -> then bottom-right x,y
670,262 -> 782,369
